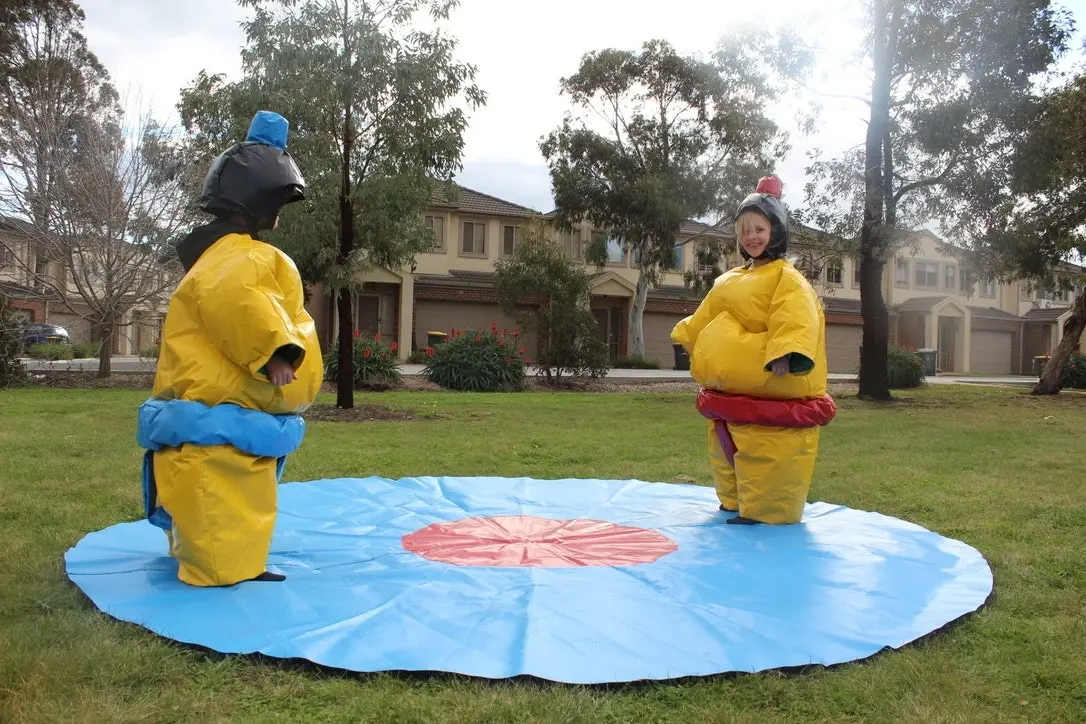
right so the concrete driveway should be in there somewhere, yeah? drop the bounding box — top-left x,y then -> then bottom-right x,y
20,356 -> 159,373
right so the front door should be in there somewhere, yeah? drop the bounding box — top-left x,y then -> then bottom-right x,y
937,317 -> 956,372
355,295 -> 380,337
593,307 -> 619,364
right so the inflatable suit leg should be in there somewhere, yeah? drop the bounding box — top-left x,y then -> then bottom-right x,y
729,424 -> 821,524
706,421 -> 739,511
153,444 -> 278,587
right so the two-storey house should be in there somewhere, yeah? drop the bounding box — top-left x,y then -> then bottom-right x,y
1,215 -> 169,355
303,184 -> 1083,375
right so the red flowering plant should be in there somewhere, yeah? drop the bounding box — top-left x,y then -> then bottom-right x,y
422,323 -> 528,392
324,329 -> 402,390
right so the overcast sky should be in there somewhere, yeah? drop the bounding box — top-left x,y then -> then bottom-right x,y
78,0 -> 1086,217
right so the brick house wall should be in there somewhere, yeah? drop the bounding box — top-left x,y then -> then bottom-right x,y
6,297 -> 46,322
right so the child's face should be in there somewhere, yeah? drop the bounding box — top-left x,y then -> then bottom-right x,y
738,211 -> 771,259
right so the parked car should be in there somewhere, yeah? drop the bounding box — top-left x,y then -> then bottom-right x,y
20,322 -> 71,347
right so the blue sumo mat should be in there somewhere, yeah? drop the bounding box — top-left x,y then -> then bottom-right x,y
64,476 -> 993,684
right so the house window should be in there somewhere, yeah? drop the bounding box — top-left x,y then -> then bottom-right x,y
561,228 -> 581,259
424,215 -> 444,251
961,270 -> 975,295
943,264 -> 956,291
0,242 -> 12,267
1039,287 -> 1067,303
697,245 -> 715,274
606,236 -> 625,264
980,279 -> 996,297
460,221 -> 486,256
826,260 -> 843,285
895,258 -> 910,287
501,224 -> 520,257
671,244 -> 683,270
83,260 -> 105,286
914,261 -> 939,288
852,259 -> 862,287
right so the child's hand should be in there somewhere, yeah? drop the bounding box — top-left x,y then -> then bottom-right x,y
770,356 -> 790,376
266,356 -> 297,386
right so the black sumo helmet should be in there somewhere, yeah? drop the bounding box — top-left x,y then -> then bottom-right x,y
198,111 -> 306,231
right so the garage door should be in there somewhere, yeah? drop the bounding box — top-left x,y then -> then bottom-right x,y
826,323 -> 862,373
413,300 -> 538,357
970,329 -> 1013,375
642,312 -> 686,369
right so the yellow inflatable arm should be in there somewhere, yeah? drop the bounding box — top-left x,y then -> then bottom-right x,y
196,254 -> 309,381
671,285 -> 720,354
764,268 -> 821,374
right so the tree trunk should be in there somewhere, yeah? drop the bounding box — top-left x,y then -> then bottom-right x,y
336,92 -> 355,409
1032,291 -> 1085,395
335,286 -> 354,408
629,271 -> 650,359
335,190 -> 355,409
858,0 -> 893,402
97,324 -> 112,379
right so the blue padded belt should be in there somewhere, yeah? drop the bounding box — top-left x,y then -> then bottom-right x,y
136,398 -> 306,530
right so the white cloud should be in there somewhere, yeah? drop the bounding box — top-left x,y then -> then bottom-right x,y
76,0 -> 1086,215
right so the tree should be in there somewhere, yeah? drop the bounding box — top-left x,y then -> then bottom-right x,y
0,293 -> 29,388
0,0 -> 118,245
540,37 -> 794,358
0,0 -> 184,376
2,105 -> 188,376
493,219 -> 608,382
176,0 -> 485,409
978,69 -> 1086,394
801,0 -> 1071,400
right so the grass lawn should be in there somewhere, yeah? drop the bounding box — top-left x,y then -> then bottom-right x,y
1,383 -> 1084,723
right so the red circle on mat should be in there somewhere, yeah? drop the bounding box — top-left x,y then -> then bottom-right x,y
402,515 -> 678,567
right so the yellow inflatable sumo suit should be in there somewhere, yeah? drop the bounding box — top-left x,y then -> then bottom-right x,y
672,181 -> 836,525
139,111 -> 322,586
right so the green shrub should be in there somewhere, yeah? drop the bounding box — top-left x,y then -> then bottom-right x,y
492,227 -> 609,382
0,295 -> 28,388
139,345 -> 160,359
1060,352 -> 1086,389
537,308 -> 610,380
422,325 -> 527,392
72,342 -> 101,358
324,332 -> 402,390
887,346 -> 925,389
27,342 -> 74,360
614,355 -> 660,369
406,348 -> 429,364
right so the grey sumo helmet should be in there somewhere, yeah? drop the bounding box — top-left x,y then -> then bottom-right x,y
734,174 -> 789,262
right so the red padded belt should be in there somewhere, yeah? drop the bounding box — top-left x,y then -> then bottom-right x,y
696,388 -> 837,466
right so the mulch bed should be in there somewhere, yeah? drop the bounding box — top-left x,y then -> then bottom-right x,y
303,403 -> 427,423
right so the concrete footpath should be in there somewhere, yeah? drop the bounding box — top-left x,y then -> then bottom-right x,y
20,356 -> 1041,386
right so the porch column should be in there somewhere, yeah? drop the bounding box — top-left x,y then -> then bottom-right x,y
397,272 -> 414,362
926,311 -> 937,349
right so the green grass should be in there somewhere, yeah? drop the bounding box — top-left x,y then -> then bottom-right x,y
1,384 -> 1084,723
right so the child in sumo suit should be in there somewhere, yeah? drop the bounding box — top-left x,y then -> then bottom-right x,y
671,176 -> 836,525
136,111 -> 324,586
